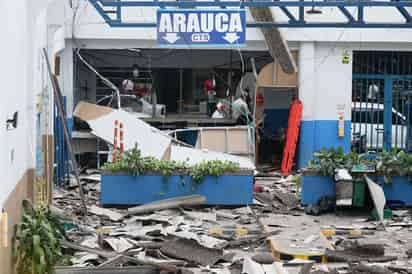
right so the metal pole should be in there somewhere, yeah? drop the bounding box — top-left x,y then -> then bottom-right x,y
179,68 -> 183,113
229,50 -> 233,119
250,57 -> 258,164
43,48 -> 88,216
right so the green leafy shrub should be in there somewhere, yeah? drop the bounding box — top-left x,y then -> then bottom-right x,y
308,147 -> 412,183
103,147 -> 241,184
104,147 -> 187,176
189,160 -> 240,183
13,200 -> 65,274
377,150 -> 412,183
308,147 -> 351,176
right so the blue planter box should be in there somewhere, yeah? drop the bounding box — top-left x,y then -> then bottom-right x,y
101,173 -> 254,206
301,175 -> 335,206
376,176 -> 412,207
301,174 -> 412,207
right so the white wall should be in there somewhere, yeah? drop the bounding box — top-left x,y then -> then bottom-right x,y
0,0 -> 51,208
299,41 -> 412,123
313,43 -> 353,121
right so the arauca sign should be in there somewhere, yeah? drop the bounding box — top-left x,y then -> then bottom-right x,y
157,9 -> 246,47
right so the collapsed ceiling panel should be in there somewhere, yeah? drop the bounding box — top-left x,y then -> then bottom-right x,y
73,102 -> 255,169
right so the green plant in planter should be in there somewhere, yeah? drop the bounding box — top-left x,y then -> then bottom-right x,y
377,150 -> 412,183
103,147 -> 187,177
399,152 -> 412,181
103,148 -> 241,186
308,147 -> 351,176
190,160 -> 240,184
13,200 -> 65,274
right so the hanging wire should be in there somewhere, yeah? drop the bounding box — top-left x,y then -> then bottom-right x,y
76,49 -> 122,109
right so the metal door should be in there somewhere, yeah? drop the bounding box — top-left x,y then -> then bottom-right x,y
352,76 -> 385,152
352,75 -> 412,152
392,78 -> 412,151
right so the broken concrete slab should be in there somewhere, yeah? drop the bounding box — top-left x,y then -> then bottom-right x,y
55,266 -> 160,274
80,236 -> 100,249
62,241 -> 178,273
71,253 -> 100,266
215,210 -> 240,220
166,229 -> 227,249
251,252 -> 274,264
128,195 -> 206,215
242,257 -> 279,274
160,238 -> 223,266
88,205 -> 123,222
184,210 -> 217,223
125,214 -> 171,224
272,192 -> 299,209
96,254 -> 125,268
350,263 -> 394,274
119,224 -> 164,238
103,237 -> 135,253
325,241 -> 396,264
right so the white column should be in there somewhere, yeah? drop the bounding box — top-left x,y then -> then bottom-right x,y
299,42 -> 316,122
61,41 -> 74,117
297,42 -> 316,168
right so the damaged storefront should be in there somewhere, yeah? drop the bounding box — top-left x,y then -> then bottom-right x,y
5,1 -> 412,274
65,47 -> 298,176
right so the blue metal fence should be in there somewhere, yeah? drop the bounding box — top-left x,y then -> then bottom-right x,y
54,97 -> 70,186
352,51 -> 412,152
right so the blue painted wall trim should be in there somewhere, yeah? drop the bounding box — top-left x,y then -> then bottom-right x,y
298,120 -> 351,168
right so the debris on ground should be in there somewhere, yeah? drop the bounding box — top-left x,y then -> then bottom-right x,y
53,170 -> 412,274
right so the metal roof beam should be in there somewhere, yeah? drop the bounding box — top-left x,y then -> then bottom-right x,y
338,6 -> 356,23
279,6 -> 298,23
98,1 -> 412,8
249,6 -> 297,74
91,0 -> 412,28
397,6 -> 412,22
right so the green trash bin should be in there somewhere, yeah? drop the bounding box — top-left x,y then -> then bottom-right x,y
352,180 -> 366,207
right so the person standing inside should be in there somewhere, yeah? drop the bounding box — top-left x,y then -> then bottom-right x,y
203,78 -> 217,117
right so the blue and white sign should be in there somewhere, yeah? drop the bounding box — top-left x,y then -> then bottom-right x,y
157,9 -> 246,47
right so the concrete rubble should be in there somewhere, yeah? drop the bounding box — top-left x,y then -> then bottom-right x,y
54,172 -> 412,274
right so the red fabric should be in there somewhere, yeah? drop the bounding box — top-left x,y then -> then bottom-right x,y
203,79 -> 215,93
254,184 -> 264,193
281,100 -> 303,176
134,86 -> 149,98
256,93 -> 264,107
